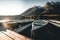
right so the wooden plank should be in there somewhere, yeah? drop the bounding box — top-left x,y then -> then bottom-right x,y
2,30 -> 22,40
0,30 -> 31,40
5,30 -> 31,40
0,32 -> 13,40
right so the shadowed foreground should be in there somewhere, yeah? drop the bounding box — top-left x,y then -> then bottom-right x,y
33,23 -> 60,40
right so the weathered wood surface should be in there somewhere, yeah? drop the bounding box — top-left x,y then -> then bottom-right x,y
0,30 -> 31,40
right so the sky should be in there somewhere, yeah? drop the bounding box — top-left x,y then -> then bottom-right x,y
0,0 -> 60,16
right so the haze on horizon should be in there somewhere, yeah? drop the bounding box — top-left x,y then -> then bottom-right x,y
0,0 -> 59,16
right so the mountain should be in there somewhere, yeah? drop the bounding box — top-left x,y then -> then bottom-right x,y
21,1 -> 60,16
43,1 -> 60,14
0,1 -> 60,20
21,6 -> 45,16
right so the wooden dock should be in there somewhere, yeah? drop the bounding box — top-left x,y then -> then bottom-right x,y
0,30 -> 31,40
